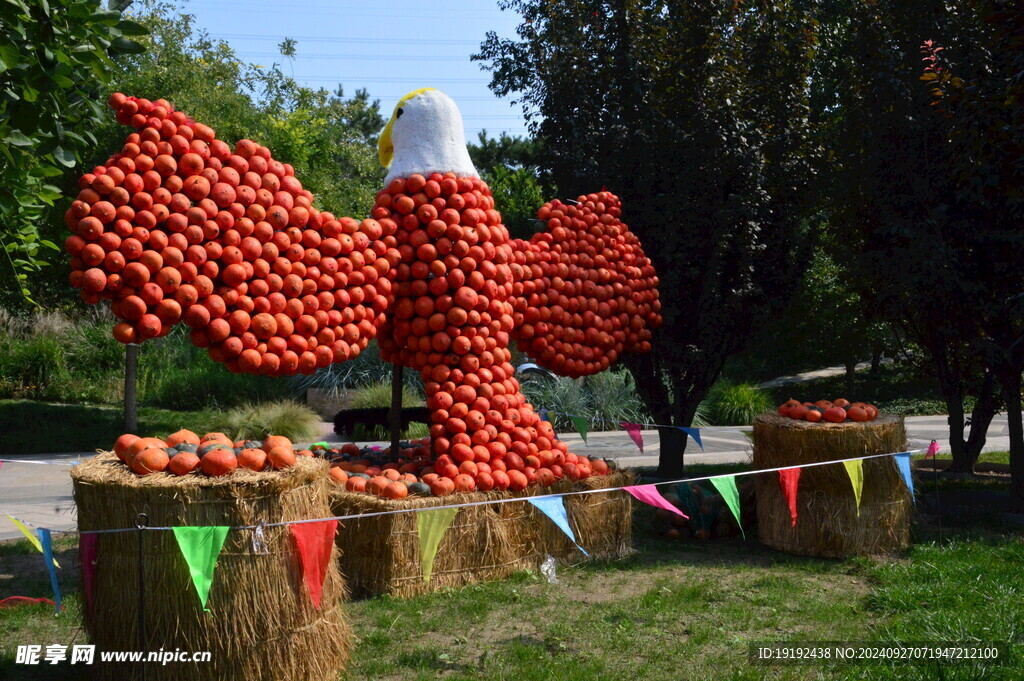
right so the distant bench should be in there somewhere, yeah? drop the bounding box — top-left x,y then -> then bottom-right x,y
333,406 -> 432,439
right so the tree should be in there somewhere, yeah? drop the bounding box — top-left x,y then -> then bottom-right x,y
476,0 -> 821,476
922,0 -> 1024,504
820,0 -> 1009,484
15,0 -> 386,308
0,0 -> 144,303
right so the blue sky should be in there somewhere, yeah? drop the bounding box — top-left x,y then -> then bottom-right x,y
183,0 -> 530,140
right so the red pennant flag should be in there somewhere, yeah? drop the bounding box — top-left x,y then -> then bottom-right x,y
621,422 -> 643,453
778,468 -> 800,527
79,533 -> 98,616
290,520 -> 337,609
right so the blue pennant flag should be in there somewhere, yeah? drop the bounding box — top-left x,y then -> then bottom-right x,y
528,496 -> 588,556
538,409 -> 552,423
681,427 -> 703,451
38,529 -> 61,614
895,452 -> 914,502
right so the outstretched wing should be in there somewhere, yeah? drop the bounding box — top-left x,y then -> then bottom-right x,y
508,191 -> 661,377
65,94 -> 398,375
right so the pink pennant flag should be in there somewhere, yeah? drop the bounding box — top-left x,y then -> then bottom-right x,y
79,533 -> 98,616
778,468 -> 800,527
625,484 -> 688,518
621,422 -> 643,453
926,440 -> 940,459
290,520 -> 338,609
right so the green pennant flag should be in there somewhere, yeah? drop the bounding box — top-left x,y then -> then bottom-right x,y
569,416 -> 589,445
843,459 -> 864,517
709,476 -> 745,538
173,526 -> 230,610
417,508 -> 459,584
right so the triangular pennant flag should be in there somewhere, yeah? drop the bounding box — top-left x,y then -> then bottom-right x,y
79,533 -> 98,616
7,516 -> 59,568
709,476 -> 744,538
681,427 -> 704,451
926,440 -> 940,459
172,526 -> 229,610
778,468 -> 801,527
528,496 -> 588,556
37,529 -> 61,614
290,520 -> 337,609
417,507 -> 459,584
621,423 -> 644,453
895,452 -> 914,502
843,459 -> 864,517
569,416 -> 589,444
538,408 -> 552,423
625,484 -> 688,518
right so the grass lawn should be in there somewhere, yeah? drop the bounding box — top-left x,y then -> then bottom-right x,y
1,493 -> 1021,680
0,399 -> 212,455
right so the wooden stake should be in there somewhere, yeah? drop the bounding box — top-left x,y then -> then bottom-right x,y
124,343 -> 138,433
389,363 -> 403,454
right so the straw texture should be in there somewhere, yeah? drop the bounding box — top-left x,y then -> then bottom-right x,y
752,413 -> 912,558
330,471 -> 635,598
71,454 -> 350,681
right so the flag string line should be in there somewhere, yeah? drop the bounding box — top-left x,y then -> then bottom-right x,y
0,458 -> 83,466
5,448 -> 926,537
539,410 -> 748,432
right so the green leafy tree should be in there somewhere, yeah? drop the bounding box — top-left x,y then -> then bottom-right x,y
476,0 -> 821,476
821,0 -> 1013,485
18,1 -> 385,308
0,0 -> 144,302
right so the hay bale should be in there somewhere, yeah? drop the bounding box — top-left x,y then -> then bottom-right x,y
752,413 -> 912,558
330,471 -> 634,598
72,454 -> 350,681
529,471 -> 636,564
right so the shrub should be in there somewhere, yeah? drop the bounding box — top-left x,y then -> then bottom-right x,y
205,401 -> 322,444
346,380 -> 429,440
703,381 -> 774,426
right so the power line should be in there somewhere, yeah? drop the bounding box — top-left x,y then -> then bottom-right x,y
209,33 -> 482,46
236,51 -> 473,63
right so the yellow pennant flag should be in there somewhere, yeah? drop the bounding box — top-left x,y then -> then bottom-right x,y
417,507 -> 459,584
7,515 -> 60,568
842,460 -> 864,517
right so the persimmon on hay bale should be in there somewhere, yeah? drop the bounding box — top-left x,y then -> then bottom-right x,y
752,413 -> 911,558
71,454 -> 350,681
329,470 -> 634,598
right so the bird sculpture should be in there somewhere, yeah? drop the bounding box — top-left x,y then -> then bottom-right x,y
65,89 -> 661,490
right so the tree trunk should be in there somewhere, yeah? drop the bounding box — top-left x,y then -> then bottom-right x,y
657,427 -> 687,479
870,347 -> 883,377
844,358 -> 857,397
388,363 -> 403,454
956,371 -> 999,473
124,343 -> 138,433
997,368 -> 1024,512
930,350 -> 970,471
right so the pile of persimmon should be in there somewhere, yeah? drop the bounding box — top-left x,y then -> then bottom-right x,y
510,195 -> 662,378
66,93 -> 397,375
316,438 -> 615,498
778,399 -> 879,423
113,430 -> 305,476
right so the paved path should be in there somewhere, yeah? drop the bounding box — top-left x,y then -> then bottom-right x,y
1,415 -> 1017,541
757,357 -> 895,388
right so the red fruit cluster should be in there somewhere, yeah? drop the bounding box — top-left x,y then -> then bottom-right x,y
326,438 -> 614,498
509,195 -> 662,377
66,93 -> 398,374
371,173 -> 588,491
778,399 -> 879,423
113,430 -> 304,477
